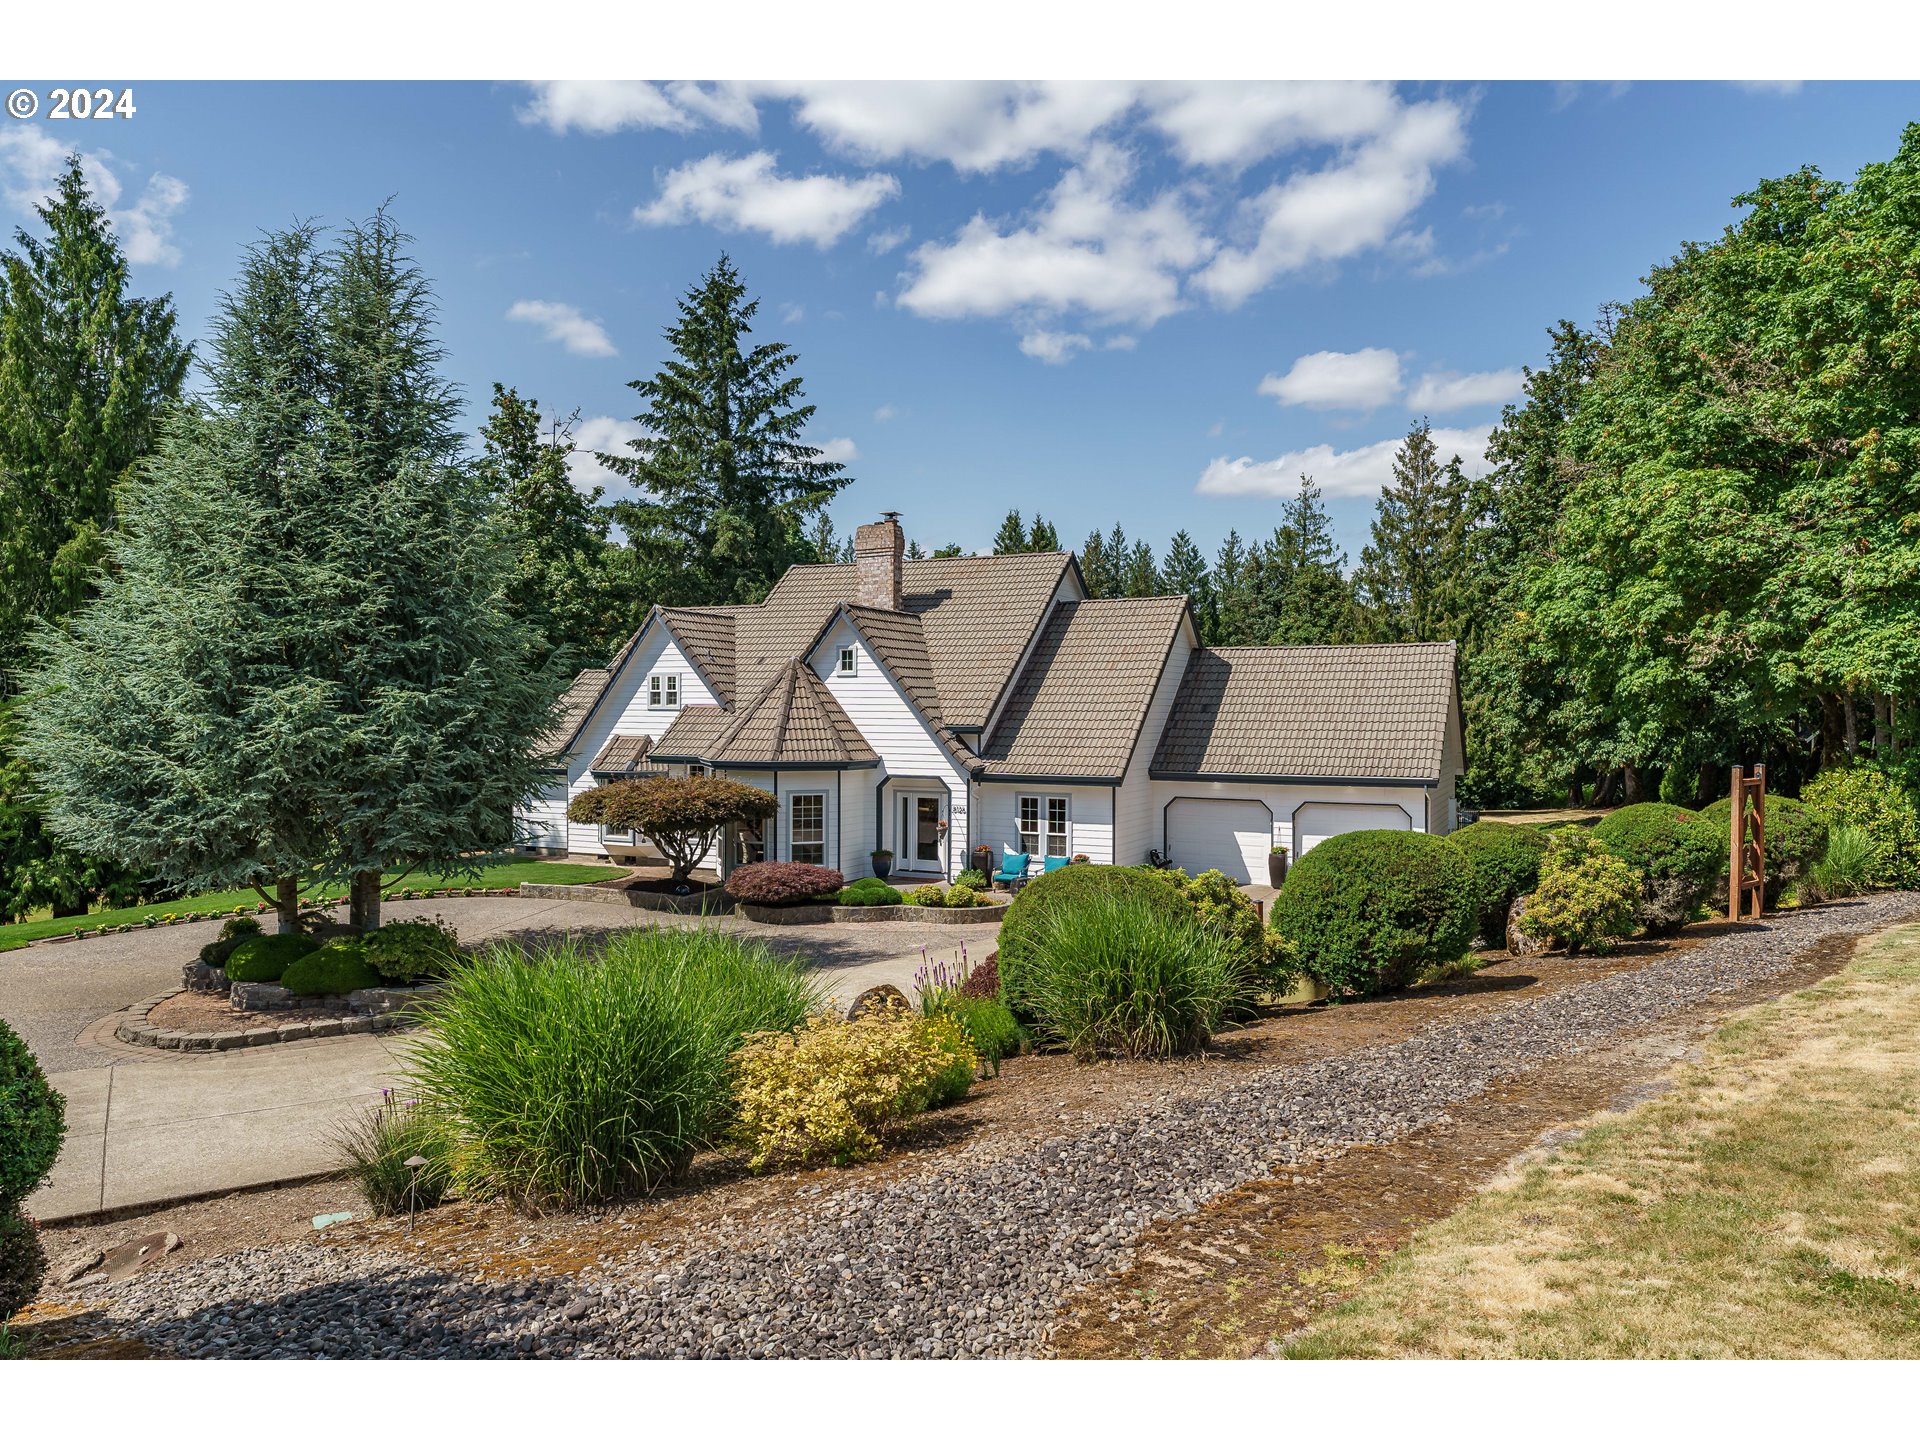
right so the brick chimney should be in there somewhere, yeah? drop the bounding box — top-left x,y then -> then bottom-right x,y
853,512 -> 905,610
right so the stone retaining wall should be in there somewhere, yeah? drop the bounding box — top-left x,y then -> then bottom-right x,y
738,901 -> 1007,926
115,989 -> 415,1052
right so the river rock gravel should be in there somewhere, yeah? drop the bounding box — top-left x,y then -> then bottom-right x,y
86,892 -> 1920,1359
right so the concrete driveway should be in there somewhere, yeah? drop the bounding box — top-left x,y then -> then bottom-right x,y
5,893 -> 995,1223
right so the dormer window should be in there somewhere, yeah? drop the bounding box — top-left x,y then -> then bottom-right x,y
837,645 -> 857,676
649,673 -> 680,708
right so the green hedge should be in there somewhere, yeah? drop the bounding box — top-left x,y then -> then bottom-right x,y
836,878 -> 904,907
1591,803 -> 1722,935
0,1019 -> 64,1206
0,1203 -> 45,1322
1269,831 -> 1476,996
281,942 -> 384,996
1801,765 -> 1920,890
1448,822 -> 1550,948
225,932 -> 323,983
1698,793 -> 1828,905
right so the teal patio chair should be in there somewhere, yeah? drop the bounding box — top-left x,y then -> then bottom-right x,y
1041,855 -> 1071,874
992,852 -> 1031,889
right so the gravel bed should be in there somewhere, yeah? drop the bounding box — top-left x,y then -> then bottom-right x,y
87,893 -> 1920,1359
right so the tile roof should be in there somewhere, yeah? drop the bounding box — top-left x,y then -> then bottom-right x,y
651,703 -> 733,760
980,597 -> 1189,781
1150,642 -> 1458,782
588,734 -> 662,776
657,605 -> 745,704
705,661 -> 878,767
539,667 -> 612,761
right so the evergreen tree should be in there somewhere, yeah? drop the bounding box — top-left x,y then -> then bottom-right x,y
1028,515 -> 1060,552
1078,528 -> 1116,599
1160,530 -> 1213,632
805,511 -> 854,564
906,539 -> 926,561
1123,538 -> 1160,597
929,542 -> 966,558
1211,530 -> 1259,644
480,385 -> 633,669
991,510 -> 1028,554
600,255 -> 849,605
1355,422 -> 1472,643
1267,475 -> 1359,644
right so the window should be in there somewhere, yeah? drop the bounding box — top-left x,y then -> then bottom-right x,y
649,673 -> 680,708
687,762 -> 709,778
1017,795 -> 1070,858
789,793 -> 826,866
837,645 -> 857,675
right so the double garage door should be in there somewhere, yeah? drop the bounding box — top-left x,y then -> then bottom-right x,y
1165,797 -> 1413,884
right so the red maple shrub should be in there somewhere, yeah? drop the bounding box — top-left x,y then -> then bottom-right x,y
725,862 -> 845,906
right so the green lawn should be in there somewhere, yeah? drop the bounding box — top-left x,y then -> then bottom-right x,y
0,858 -> 622,952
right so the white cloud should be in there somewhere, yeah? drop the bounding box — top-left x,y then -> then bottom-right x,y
866,225 -> 911,255
506,299 -> 618,358
567,415 -> 647,497
1140,81 -> 1401,169
872,404 -> 896,423
0,126 -> 189,266
815,436 -> 859,464
1018,329 -> 1093,364
518,81 -> 755,135
1197,424 -> 1495,500
780,302 -> 805,324
1103,334 -> 1138,351
1192,97 -> 1470,307
636,151 -> 899,248
1406,368 -> 1526,412
1731,80 -> 1803,96
1259,348 -> 1403,410
898,144 -> 1211,337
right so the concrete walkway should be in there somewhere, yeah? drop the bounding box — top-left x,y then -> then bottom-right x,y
11,892 -> 994,1223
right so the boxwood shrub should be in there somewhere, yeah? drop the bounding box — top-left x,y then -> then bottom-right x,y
281,941 -> 384,996
724,861 -> 845,906
225,931 -> 322,983
1591,803 -> 1721,935
1448,821 -> 1551,948
1698,793 -> 1828,905
1269,830 -> 1476,996
0,1018 -> 64,1206
836,878 -> 903,907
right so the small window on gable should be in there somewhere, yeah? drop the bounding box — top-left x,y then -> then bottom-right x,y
649,673 -> 679,708
837,645 -> 857,676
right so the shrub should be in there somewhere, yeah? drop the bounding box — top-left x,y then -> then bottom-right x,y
1519,833 -> 1641,954
362,917 -> 461,983
1448,822 -> 1551,948
1012,890 -> 1244,1059
218,915 -> 262,942
954,868 -> 988,889
999,864 -> 1276,1015
957,954 -> 1000,999
730,1013 -> 959,1168
409,930 -> 820,1208
330,1091 -> 457,1216
1801,765 -> 1920,889
197,932 -> 251,969
724,861 -> 844,906
1269,831 -> 1476,997
1592,803 -> 1722,935
0,1206 -> 44,1322
225,932 -> 322,983
908,884 -> 945,907
1699,793 -> 1829,906
280,942 -> 383,996
944,883 -> 979,909
569,774 -> 777,883
0,1020 -> 64,1206
835,878 -> 903,907
933,994 -> 1024,1076
922,1013 -> 978,1107
1810,824 -> 1875,900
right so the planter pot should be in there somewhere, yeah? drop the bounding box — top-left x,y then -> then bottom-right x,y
871,854 -> 894,880
1267,851 -> 1289,887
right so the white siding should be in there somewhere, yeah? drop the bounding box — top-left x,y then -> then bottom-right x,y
812,618 -> 970,880
1435,699 -> 1465,834
1114,617 -> 1196,868
971,783 -> 1114,869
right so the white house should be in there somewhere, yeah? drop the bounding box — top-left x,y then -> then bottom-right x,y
522,514 -> 1465,885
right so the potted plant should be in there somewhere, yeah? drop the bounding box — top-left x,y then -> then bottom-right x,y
1071,853 -> 1090,864
871,848 -> 894,880
1267,844 -> 1289,888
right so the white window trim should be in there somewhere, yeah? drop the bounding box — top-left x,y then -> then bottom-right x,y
836,645 -> 857,675
649,673 -> 680,709
1016,792 -> 1071,859
788,790 -> 829,867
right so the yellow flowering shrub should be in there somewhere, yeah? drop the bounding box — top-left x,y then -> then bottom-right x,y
731,1012 -> 977,1169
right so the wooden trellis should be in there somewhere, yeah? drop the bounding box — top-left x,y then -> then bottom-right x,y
1728,764 -> 1766,921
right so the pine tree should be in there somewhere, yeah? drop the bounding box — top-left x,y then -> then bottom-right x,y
1267,475 -> 1359,644
601,255 -> 850,605
992,510 -> 1028,554
1028,515 -> 1060,552
929,542 -> 966,558
1078,528 -> 1115,599
1123,539 -> 1159,597
1160,530 -> 1213,631
805,511 -> 854,564
1211,530 -> 1259,644
905,539 -> 926,561
1355,422 -> 1471,643
481,385 -> 633,670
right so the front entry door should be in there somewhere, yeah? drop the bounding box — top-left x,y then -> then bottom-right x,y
898,793 -> 946,873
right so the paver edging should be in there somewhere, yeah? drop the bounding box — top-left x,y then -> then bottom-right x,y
737,900 -> 1007,926
112,987 -> 417,1053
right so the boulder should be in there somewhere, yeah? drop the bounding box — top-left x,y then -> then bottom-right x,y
181,959 -> 230,993
1505,894 -> 1546,957
845,984 -> 911,1021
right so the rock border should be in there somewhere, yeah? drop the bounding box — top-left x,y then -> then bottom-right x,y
520,881 -> 732,915
113,988 -> 417,1053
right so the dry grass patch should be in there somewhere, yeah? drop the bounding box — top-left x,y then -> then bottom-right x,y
1285,924 -> 1920,1358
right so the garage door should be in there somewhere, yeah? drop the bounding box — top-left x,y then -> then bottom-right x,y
1293,801 -> 1412,856
1166,799 -> 1272,884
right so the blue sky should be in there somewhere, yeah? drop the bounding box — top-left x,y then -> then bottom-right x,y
3,79 -> 1918,564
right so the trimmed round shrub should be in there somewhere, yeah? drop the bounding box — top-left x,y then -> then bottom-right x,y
836,878 -> 903,907
0,1019 -> 65,1206
197,933 -> 250,969
908,884 -> 945,907
362,918 -> 461,983
1518,833 -> 1640,954
954,868 -> 989,890
724,861 -> 844,906
1448,821 -> 1551,948
957,954 -> 1000,999
1009,889 -> 1243,1059
944,883 -> 980,909
280,941 -> 384,996
1592,803 -> 1721,935
0,1203 -> 46,1321
1699,793 -> 1828,906
1269,831 -> 1476,997
1801,765 -> 1920,889
218,915 -> 263,943
225,931 -> 322,983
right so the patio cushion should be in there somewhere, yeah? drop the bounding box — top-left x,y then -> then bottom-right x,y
995,852 -> 1030,878
1042,855 -> 1071,873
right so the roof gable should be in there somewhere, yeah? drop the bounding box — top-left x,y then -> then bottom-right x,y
706,661 -> 878,767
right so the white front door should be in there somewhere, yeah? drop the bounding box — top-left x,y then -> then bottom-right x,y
897,793 -> 947,874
